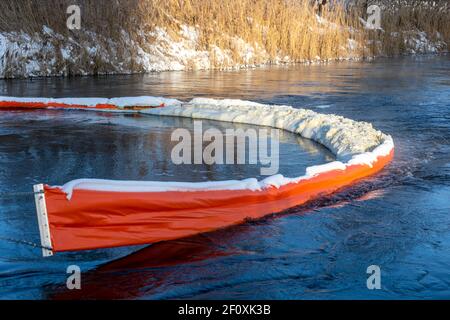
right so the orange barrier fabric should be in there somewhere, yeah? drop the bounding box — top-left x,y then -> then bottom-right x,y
43,150 -> 394,253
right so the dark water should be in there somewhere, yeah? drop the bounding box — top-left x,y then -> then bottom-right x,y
0,55 -> 449,299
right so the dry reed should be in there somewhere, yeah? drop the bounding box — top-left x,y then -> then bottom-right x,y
0,0 -> 448,77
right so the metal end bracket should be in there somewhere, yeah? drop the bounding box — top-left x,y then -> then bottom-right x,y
33,184 -> 53,257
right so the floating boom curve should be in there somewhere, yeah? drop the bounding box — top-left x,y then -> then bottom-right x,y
0,96 -> 394,256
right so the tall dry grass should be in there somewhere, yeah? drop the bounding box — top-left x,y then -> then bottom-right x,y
0,0 -> 359,70
136,0 -> 357,63
0,0 -> 449,77
0,0 -> 141,37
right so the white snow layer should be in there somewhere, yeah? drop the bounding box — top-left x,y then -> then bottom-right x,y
0,25 -> 273,78
50,97 -> 393,199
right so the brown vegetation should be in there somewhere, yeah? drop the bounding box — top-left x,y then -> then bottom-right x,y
0,0 -> 448,77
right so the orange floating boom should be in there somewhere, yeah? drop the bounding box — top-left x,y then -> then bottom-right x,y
0,96 -> 182,111
0,96 -> 394,256
37,150 -> 393,255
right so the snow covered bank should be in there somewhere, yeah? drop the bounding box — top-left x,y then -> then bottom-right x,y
1,24 -> 447,78
0,0 -> 448,78
0,25 -> 283,78
404,31 -> 448,54
0,27 -> 138,78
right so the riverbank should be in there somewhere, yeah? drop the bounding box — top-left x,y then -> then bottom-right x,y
0,0 -> 449,78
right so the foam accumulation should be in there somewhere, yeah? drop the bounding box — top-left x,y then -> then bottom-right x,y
32,96 -> 393,199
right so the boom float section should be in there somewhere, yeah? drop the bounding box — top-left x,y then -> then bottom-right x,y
0,96 -> 394,256
0,96 -> 181,111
